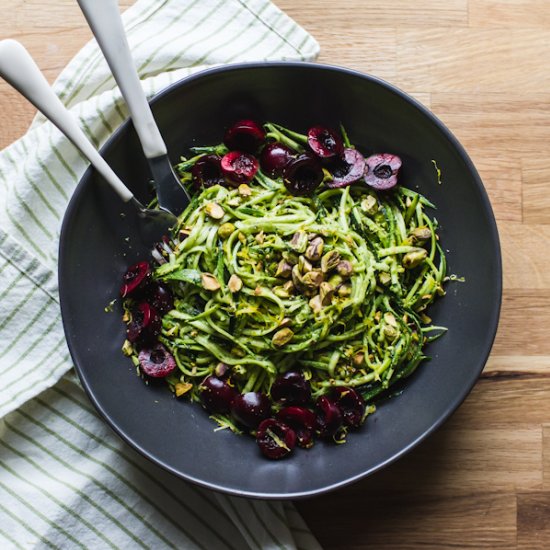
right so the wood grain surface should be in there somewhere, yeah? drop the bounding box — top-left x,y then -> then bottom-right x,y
2,1 -> 549,548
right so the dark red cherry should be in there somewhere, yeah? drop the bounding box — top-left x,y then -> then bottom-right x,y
256,418 -> 296,459
191,154 -> 225,189
325,148 -> 366,188
230,392 -> 271,429
127,302 -> 161,344
148,283 -> 174,315
120,261 -> 151,297
138,343 -> 176,378
199,376 -> 238,414
307,126 -> 344,158
271,371 -> 311,405
283,154 -> 323,196
224,120 -> 266,153
221,151 -> 259,185
364,153 -> 402,190
276,406 -> 316,448
315,395 -> 343,438
332,387 -> 366,428
260,142 -> 294,176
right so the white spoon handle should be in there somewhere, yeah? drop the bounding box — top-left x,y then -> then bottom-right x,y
77,0 -> 167,159
0,39 -> 133,202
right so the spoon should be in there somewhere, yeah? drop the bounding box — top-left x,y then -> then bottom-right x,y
0,39 -> 177,246
77,0 -> 190,216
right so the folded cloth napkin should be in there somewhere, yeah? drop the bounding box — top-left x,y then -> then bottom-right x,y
0,1 -> 321,547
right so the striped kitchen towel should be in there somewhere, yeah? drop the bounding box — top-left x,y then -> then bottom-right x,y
0,0 -> 321,548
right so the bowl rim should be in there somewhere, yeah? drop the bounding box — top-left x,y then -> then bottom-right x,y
59,60 -> 502,499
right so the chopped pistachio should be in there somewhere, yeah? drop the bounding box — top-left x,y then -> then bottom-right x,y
360,195 -> 378,215
379,271 -> 392,286
205,202 -> 224,220
403,248 -> 428,269
272,327 -> 294,347
227,197 -> 241,207
298,255 -> 313,274
291,265 -> 305,292
410,226 -> 432,243
282,250 -> 299,265
336,260 -> 354,277
282,280 -> 295,294
383,323 -> 399,340
255,231 -> 265,244
228,274 -> 243,293
174,382 -> 193,397
352,351 -> 365,366
302,270 -> 324,289
218,222 -> 235,239
278,317 -> 292,328
215,362 -> 230,378
321,250 -> 341,273
238,183 -> 252,196
121,339 -> 134,357
289,231 -> 308,253
337,284 -> 352,297
201,272 -> 221,291
384,312 -> 398,327
275,259 -> 293,278
273,285 -> 291,298
308,294 -> 323,313
238,232 -> 246,243
305,236 -> 324,262
328,273 -> 344,288
319,281 -> 335,305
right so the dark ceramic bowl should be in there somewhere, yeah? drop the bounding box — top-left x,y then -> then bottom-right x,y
59,62 -> 501,499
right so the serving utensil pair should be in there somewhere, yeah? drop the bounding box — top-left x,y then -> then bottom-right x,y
0,0 -> 189,245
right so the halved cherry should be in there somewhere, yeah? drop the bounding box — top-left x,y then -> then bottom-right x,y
260,142 -> 294,177
332,386 -> 366,428
315,395 -> 343,438
271,371 -> 311,405
224,120 -> 266,153
120,261 -> 151,297
307,126 -> 344,158
256,418 -> 296,459
283,153 -> 323,196
138,343 -> 176,378
221,151 -> 259,185
147,283 -> 174,315
276,406 -> 316,448
325,148 -> 366,188
199,375 -> 238,414
364,153 -> 402,190
230,391 -> 271,429
191,154 -> 225,189
126,302 -> 161,344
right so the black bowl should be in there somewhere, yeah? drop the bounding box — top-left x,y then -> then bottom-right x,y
59,62 -> 501,499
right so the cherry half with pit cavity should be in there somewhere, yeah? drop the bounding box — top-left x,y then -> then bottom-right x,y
138,343 -> 176,378
221,151 -> 259,185
283,153 -> 323,196
364,153 -> 402,190
276,406 -> 316,448
256,418 -> 296,459
307,126 -> 344,158
271,370 -> 311,405
325,148 -> 366,188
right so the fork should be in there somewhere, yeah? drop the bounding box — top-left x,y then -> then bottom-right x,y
0,39 -> 178,246
77,0 -> 191,217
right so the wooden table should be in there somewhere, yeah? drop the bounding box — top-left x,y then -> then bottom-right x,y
2,1 -> 549,548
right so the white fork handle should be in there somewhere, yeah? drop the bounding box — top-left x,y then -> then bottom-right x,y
77,0 -> 167,159
0,39 -> 133,202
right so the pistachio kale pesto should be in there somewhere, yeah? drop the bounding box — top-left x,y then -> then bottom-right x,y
120,120 -> 447,459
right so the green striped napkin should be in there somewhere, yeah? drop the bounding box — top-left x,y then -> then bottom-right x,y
0,1 -> 321,547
